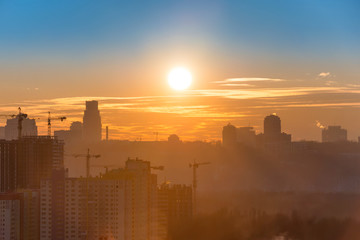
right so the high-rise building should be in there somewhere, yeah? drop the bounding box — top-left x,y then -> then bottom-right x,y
40,158 -> 159,240
264,114 -> 281,137
5,117 -> 38,140
157,183 -> 192,240
222,123 -> 237,146
322,126 -> 347,142
0,136 -> 64,192
262,114 -> 291,144
0,190 -> 40,240
83,101 -> 102,142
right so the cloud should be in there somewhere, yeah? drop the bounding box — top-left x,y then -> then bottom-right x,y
318,72 -> 331,78
214,77 -> 285,84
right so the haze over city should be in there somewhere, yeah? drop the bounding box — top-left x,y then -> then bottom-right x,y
1,1 -> 360,240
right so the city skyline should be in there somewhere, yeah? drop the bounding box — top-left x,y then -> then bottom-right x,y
0,0 -> 359,141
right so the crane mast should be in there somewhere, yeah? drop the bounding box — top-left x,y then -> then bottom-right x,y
47,111 -> 66,136
189,160 -> 210,215
72,148 -> 101,239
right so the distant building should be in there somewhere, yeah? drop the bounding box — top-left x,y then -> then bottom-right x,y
0,136 -> 64,192
262,114 -> 291,144
168,134 -> 181,143
70,121 -> 82,142
5,117 -> 38,140
54,121 -> 83,144
237,127 -> 256,147
322,126 -> 347,142
222,123 -> 237,146
83,101 -> 102,142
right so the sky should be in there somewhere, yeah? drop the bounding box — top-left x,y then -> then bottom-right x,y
0,0 -> 359,141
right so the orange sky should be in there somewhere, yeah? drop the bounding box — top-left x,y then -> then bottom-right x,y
1,75 -> 359,142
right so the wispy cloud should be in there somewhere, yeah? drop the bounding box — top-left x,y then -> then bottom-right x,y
318,72 -> 331,78
214,77 -> 285,85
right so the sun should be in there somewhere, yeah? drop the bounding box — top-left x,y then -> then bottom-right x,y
168,67 -> 192,90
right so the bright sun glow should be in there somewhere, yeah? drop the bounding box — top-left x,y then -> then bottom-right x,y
168,67 -> 192,90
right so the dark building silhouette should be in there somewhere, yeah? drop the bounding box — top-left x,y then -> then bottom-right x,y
262,114 -> 291,144
168,134 -> 181,143
158,183 -> 192,240
222,123 -> 237,146
322,125 -> 347,142
264,114 -> 281,136
0,136 -> 64,192
83,101 -> 102,142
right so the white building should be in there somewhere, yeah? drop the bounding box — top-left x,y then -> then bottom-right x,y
5,117 -> 38,140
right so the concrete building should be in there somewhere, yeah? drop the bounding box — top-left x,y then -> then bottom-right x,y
157,183 -> 192,240
0,192 -> 21,240
5,117 -> 38,140
40,158 -> 158,240
40,174 -> 126,240
0,190 -> 40,240
322,126 -> 347,142
0,136 -> 64,192
83,101 -> 102,142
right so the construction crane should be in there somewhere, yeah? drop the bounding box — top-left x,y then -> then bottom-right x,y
189,160 -> 210,215
47,111 -> 66,136
0,107 -> 27,139
73,148 -> 101,178
72,149 -> 100,239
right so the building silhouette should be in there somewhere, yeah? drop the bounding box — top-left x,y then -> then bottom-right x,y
4,117 -> 38,140
0,136 -> 64,193
262,114 -> 291,144
157,183 -> 192,240
322,126 -> 347,142
54,121 -> 83,144
222,123 -> 237,146
83,101 -> 102,142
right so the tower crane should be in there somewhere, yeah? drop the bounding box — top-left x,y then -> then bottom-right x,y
47,111 -> 66,136
0,107 -> 27,139
72,148 -> 100,239
73,148 -> 101,178
189,160 -> 210,214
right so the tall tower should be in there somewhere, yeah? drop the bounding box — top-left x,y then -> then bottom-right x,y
222,123 -> 237,146
83,101 -> 102,142
264,114 -> 281,136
